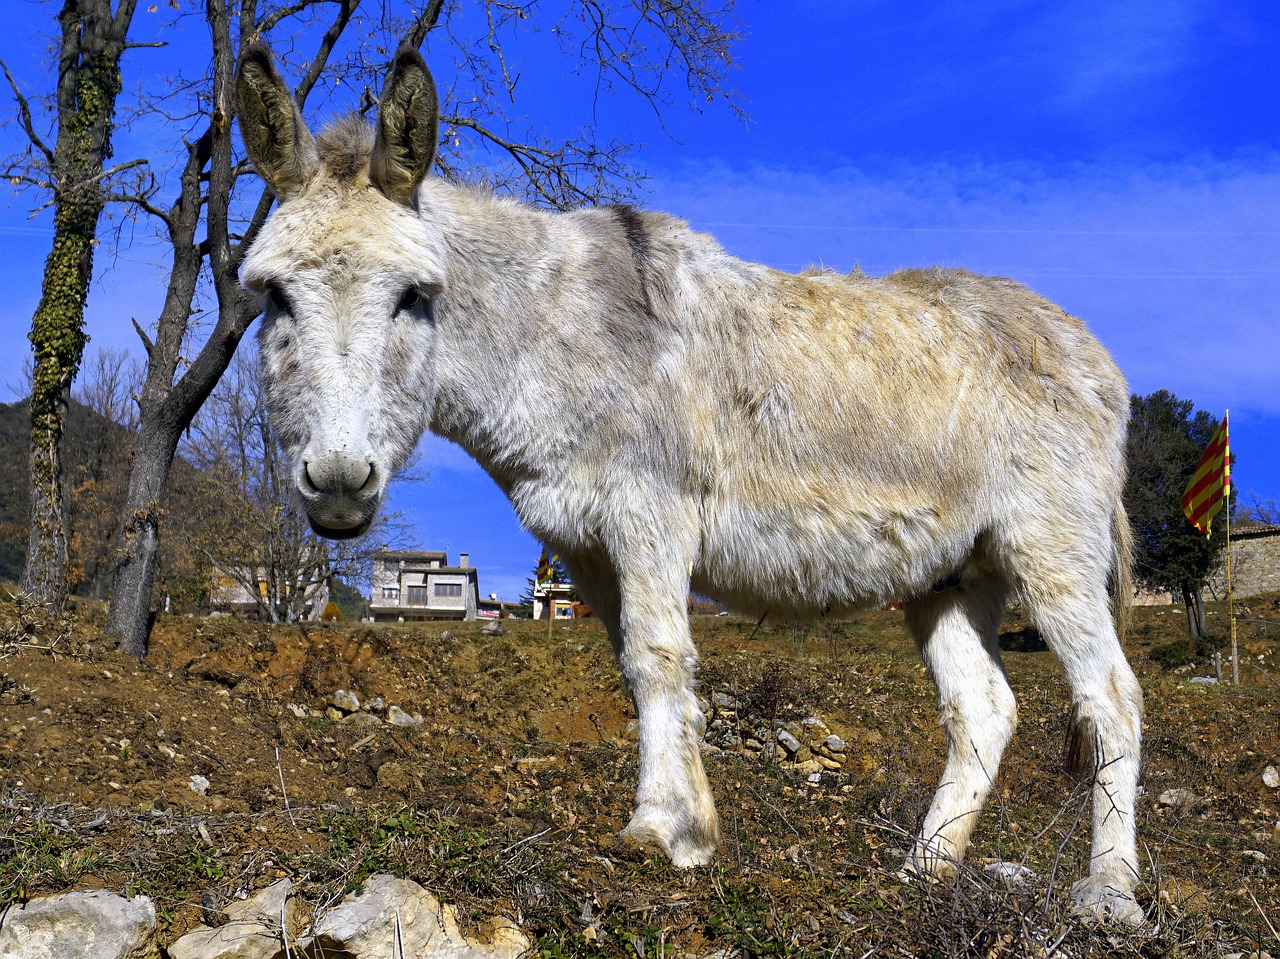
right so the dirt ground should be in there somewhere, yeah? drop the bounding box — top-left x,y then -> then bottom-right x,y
2,595 -> 1279,957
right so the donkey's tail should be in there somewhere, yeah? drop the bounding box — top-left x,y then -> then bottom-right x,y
1111,498 -> 1135,641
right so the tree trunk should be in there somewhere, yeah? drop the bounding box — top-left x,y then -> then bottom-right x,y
107,297 -> 262,654
1181,584 -> 1208,639
21,0 -> 138,614
105,420 -> 181,655
23,384 -> 73,610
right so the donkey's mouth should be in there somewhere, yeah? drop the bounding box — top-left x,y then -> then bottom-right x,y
307,512 -> 374,540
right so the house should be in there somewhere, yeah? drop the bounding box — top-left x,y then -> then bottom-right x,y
369,550 -> 480,622
477,594 -> 520,620
209,566 -> 329,621
532,581 -> 578,620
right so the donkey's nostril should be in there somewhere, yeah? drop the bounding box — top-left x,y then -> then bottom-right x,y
358,462 -> 378,494
301,463 -> 320,494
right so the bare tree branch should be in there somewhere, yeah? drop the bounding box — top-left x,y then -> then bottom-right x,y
0,58 -> 55,166
400,0 -> 447,50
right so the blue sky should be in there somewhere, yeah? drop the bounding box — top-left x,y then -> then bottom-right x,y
2,1 -> 1278,603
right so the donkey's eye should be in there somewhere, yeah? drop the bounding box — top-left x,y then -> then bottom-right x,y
394,289 -> 421,314
266,285 -> 291,314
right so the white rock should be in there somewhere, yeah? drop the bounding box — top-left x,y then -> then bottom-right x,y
188,774 -> 210,796
712,692 -> 739,711
1262,765 -> 1280,789
1156,787 -> 1197,810
0,890 -> 159,959
327,689 -> 360,714
776,729 -> 802,755
822,734 -> 847,753
167,879 -> 298,959
303,874 -> 528,959
984,861 -> 1038,886
387,705 -> 424,728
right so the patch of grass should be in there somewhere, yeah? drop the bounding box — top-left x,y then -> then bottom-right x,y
0,814 -> 117,900
307,804 -> 568,903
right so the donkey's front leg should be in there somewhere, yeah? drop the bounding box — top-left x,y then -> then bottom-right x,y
614,558 -> 720,867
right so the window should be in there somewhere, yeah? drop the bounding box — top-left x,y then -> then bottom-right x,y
382,587 -> 399,601
405,586 -> 428,605
435,583 -> 462,597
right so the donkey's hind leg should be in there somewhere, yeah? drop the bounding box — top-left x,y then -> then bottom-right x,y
1028,582 -> 1144,925
902,572 -> 1016,880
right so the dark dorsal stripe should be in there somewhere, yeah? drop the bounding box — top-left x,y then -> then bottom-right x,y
611,204 -> 655,319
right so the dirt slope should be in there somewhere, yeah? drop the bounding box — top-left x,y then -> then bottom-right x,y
2,597 -> 1278,956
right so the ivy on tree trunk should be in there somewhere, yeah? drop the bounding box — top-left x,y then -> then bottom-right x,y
22,0 -> 138,614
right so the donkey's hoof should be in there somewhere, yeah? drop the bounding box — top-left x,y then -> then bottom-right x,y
1070,877 -> 1145,926
898,844 -> 959,884
621,812 -> 717,868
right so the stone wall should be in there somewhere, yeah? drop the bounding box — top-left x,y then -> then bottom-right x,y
1207,530 -> 1280,598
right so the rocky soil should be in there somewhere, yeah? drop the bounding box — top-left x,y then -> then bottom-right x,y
1,595 -> 1279,957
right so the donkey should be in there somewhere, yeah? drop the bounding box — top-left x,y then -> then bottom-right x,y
236,45 -> 1145,923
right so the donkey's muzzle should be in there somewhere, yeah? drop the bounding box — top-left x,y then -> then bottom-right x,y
297,449 -> 381,538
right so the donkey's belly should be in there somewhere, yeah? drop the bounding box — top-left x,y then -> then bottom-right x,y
692,494 -> 971,619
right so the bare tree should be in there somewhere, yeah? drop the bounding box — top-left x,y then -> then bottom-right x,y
1239,496 -> 1280,526
3,0 -> 142,614
73,346 -> 142,429
103,0 -> 324,651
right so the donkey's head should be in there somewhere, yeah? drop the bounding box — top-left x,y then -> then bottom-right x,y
236,44 -> 443,539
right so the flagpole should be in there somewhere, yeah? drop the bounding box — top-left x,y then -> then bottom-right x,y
1226,411 -> 1238,684
1228,510 -> 1238,685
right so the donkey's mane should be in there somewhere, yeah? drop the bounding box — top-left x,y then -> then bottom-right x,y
315,114 -> 376,182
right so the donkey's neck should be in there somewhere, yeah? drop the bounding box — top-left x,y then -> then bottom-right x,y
418,181 -> 630,489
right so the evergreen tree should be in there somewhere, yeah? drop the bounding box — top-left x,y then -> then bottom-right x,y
1124,390 -> 1230,638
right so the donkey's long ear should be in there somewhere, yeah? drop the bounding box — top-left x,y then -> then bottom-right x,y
370,45 -> 439,206
236,43 -> 319,201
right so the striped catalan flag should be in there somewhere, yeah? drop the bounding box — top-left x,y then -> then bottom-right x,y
536,550 -> 556,584
1182,413 -> 1230,537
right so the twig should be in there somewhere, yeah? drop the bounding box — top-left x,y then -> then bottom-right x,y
281,899 -> 293,959
274,746 -> 310,850
499,826 -> 554,856
1245,887 -> 1280,943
